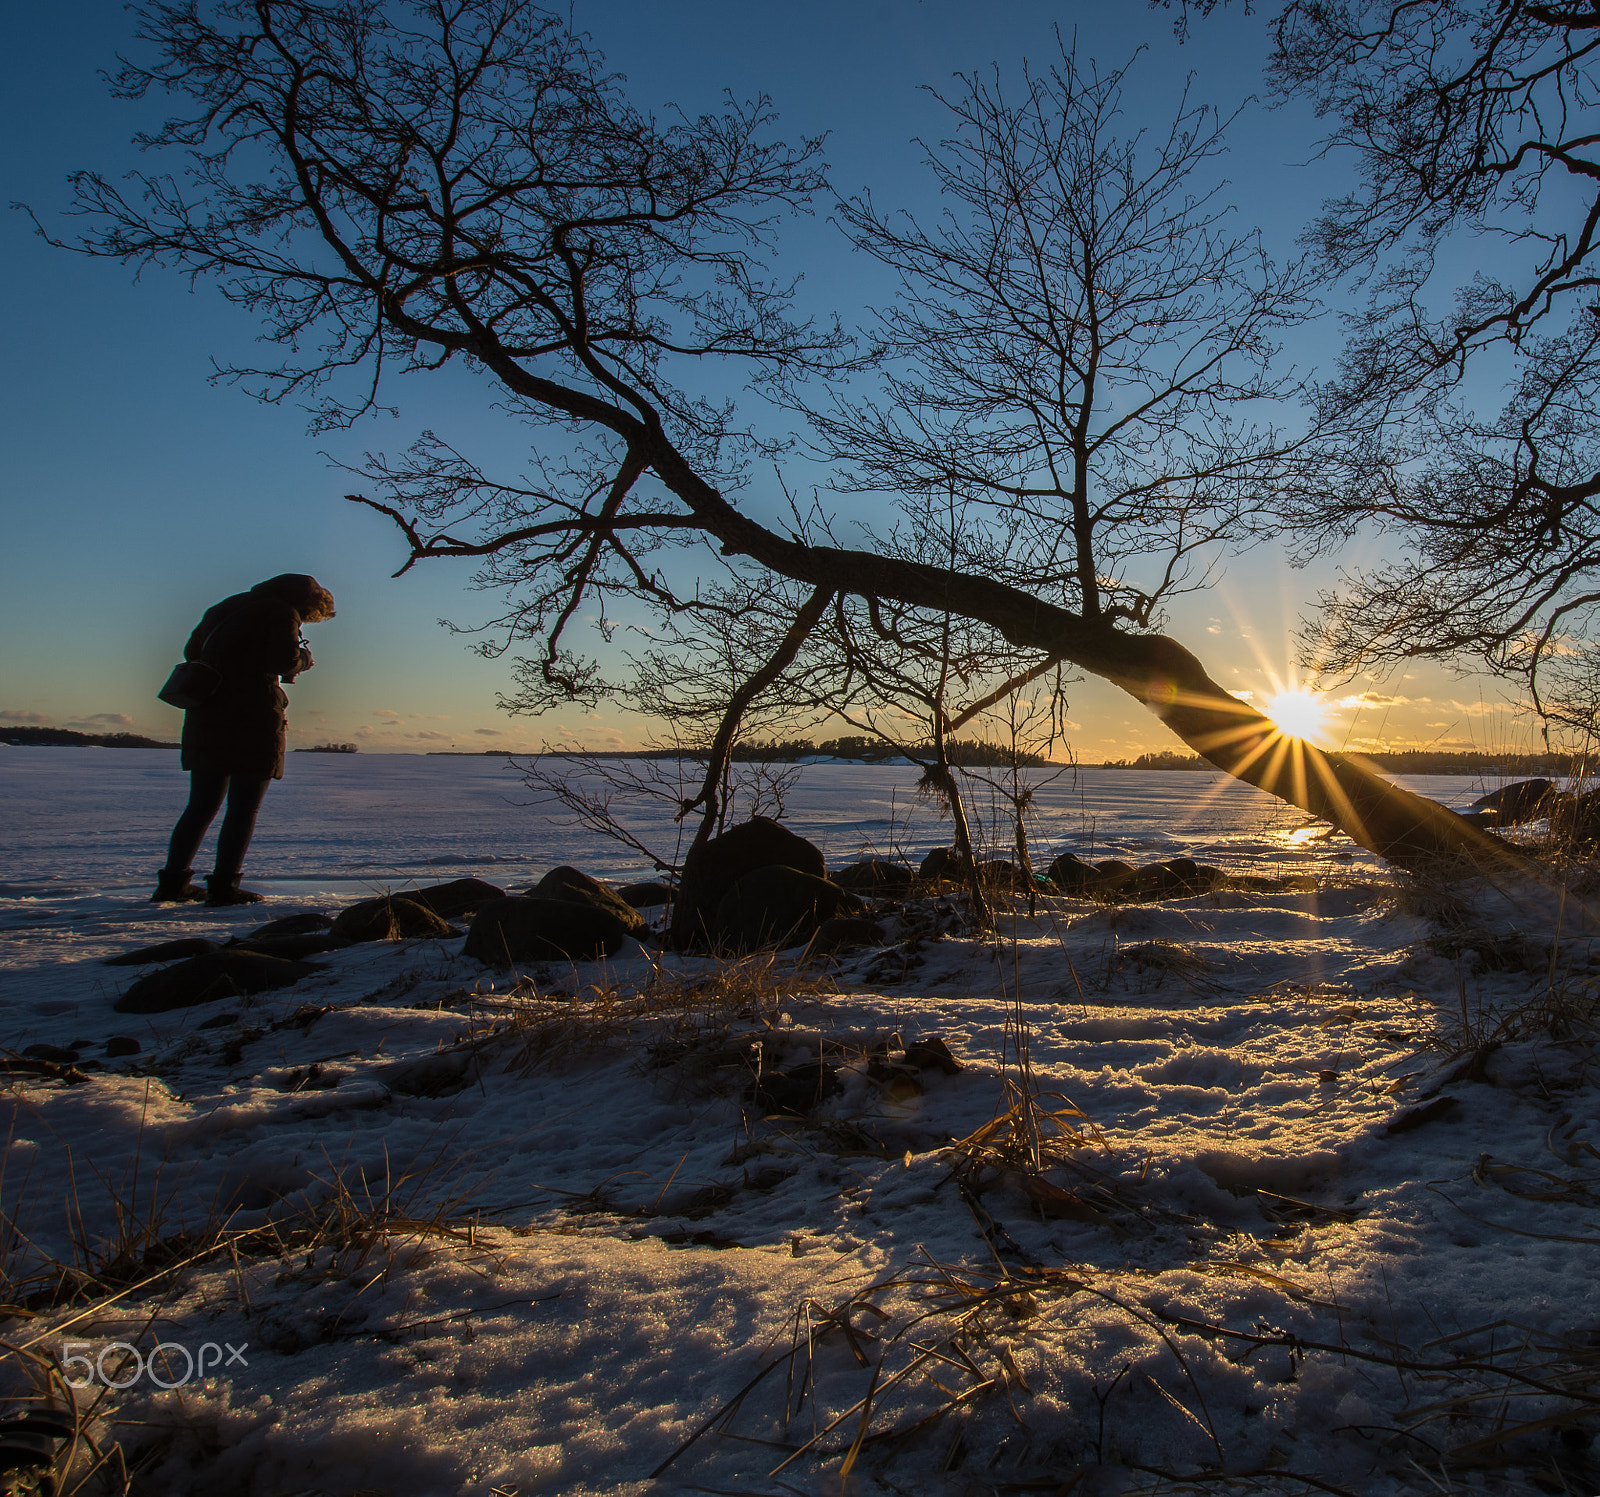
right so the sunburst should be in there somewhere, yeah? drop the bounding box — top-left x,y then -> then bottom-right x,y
1263,689 -> 1327,742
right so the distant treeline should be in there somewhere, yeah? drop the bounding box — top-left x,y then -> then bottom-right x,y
293,742 -> 360,753
478,735 -> 1053,766
1,727 -> 177,749
1104,747 -> 1589,775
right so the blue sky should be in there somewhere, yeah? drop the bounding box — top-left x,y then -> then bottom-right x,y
0,1 -> 1542,759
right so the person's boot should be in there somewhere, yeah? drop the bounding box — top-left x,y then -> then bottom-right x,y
151,867 -> 206,903
205,874 -> 265,907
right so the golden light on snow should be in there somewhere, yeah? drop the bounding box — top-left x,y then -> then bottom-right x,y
1262,689 -> 1327,742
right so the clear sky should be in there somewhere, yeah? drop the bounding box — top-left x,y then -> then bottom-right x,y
0,0 -> 1545,761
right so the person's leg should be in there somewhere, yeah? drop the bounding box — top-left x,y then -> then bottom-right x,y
205,776 -> 271,905
154,769 -> 228,901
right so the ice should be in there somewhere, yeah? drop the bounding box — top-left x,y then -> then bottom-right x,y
1,750 -> 1596,1494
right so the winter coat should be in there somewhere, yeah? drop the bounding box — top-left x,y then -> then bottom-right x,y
179,579 -> 315,780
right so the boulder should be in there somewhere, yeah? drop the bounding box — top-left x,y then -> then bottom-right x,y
1469,778 -> 1563,826
330,896 -> 457,943
103,937 -> 222,967
115,951 -> 321,1014
104,1036 -> 141,1058
833,859 -> 916,894
671,817 -> 826,948
1047,851 -> 1099,893
808,915 -> 886,954
24,1043 -> 78,1064
529,866 -> 645,936
239,911 -> 334,942
1134,858 -> 1224,899
233,932 -> 355,960
464,896 -> 629,968
918,847 -> 971,881
713,866 -> 861,954
401,877 -> 508,920
977,859 -> 1030,891
618,880 -> 674,909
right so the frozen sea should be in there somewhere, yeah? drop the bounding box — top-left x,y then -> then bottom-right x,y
0,746 -> 1495,909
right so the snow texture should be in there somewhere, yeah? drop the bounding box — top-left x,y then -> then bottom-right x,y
2,749 -> 1598,1495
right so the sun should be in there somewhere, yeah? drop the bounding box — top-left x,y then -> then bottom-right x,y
1263,689 -> 1327,741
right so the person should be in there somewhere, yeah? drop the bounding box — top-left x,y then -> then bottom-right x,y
153,574 -> 336,906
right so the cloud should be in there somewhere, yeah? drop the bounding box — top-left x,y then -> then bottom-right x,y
373,709 -> 403,722
1335,691 -> 1417,709
1228,689 -> 1255,702
69,713 -> 135,728
1206,624 -> 1222,634
474,727 -> 502,737
410,713 -> 450,721
1061,718 -> 1083,731
415,730 -> 451,742
0,709 -> 50,725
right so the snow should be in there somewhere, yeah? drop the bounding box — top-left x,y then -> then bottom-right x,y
2,748 -> 1598,1494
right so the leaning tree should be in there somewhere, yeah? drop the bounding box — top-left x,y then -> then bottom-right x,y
38,0 -> 1522,870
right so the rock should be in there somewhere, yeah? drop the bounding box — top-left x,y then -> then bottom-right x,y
103,937 -> 223,967
977,859 -> 1030,890
1047,851 -> 1099,893
713,866 -> 861,954
232,932 -> 355,960
529,866 -> 645,936
464,896 -> 629,968
809,915 -> 886,954
833,859 -> 916,894
239,912 -> 334,942
1134,858 -> 1225,899
104,1036 -> 141,1058
671,817 -> 826,948
1553,789 -> 1600,844
747,1062 -> 839,1115
401,877 -> 507,920
618,880 -> 673,908
115,951 -> 321,1014
902,1035 -> 962,1075
918,847 -> 972,881
23,1043 -> 78,1063
1470,778 -> 1563,825
330,895 -> 457,943
1095,859 -> 1136,881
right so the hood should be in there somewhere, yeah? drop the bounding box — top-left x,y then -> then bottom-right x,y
252,574 -> 336,622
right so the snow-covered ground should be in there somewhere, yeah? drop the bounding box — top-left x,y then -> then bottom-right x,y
2,750 -> 1597,1495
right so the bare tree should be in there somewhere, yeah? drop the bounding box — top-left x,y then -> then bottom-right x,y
38,0 -> 1522,872
1166,2 -> 1600,718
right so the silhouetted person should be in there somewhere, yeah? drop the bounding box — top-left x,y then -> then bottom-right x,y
153,574 -> 336,906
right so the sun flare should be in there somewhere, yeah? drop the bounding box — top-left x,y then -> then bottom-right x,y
1263,689 -> 1327,741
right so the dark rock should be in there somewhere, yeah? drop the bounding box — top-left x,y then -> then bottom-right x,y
618,880 -> 674,908
401,877 -> 508,920
330,896 -> 457,943
977,859 -> 1030,891
1095,859 -> 1136,880
104,1036 -> 141,1058
197,1012 -> 240,1030
918,847 -> 972,881
103,937 -> 222,967
671,817 -> 826,948
115,951 -> 321,1014
233,932 -> 355,960
464,897 -> 629,968
239,912 -> 334,942
23,1043 -> 79,1063
529,866 -> 646,936
809,915 -> 886,954
713,866 -> 861,954
1469,778 -> 1563,826
833,859 -> 916,894
1047,851 -> 1099,893
747,1062 -> 839,1115
902,1035 -> 962,1075
1553,788 -> 1600,844
1134,858 -> 1225,899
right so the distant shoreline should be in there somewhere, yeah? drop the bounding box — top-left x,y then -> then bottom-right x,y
1,727 -> 177,750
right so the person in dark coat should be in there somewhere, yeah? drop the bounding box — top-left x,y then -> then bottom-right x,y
153,574 -> 336,906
